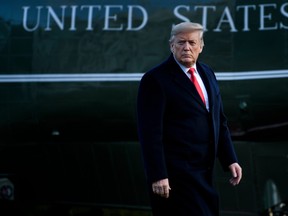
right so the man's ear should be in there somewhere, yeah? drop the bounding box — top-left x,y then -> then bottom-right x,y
170,44 -> 174,53
199,45 -> 203,53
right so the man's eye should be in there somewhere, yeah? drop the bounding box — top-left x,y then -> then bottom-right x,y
178,41 -> 185,45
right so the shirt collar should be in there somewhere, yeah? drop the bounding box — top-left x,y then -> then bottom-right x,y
173,55 -> 197,73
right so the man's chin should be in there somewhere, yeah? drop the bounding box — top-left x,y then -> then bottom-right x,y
181,59 -> 194,67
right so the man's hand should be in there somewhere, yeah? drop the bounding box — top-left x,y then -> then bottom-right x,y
152,178 -> 171,198
229,163 -> 242,186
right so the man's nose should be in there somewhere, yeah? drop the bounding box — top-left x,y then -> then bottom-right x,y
184,42 -> 190,49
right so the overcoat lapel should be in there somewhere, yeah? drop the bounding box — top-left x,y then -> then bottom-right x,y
168,57 -> 207,108
196,62 -> 215,112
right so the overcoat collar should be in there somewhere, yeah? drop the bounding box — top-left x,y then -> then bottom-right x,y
166,54 -> 214,110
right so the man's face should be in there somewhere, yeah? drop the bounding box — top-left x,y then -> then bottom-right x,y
170,31 -> 203,68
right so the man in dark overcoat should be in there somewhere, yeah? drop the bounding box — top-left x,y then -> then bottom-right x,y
137,22 -> 242,216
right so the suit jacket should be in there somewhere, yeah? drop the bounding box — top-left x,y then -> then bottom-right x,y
137,54 -> 238,185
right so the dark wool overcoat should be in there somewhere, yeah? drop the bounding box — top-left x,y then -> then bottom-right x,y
137,54 -> 238,216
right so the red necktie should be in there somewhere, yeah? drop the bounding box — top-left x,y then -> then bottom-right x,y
188,68 -> 206,105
